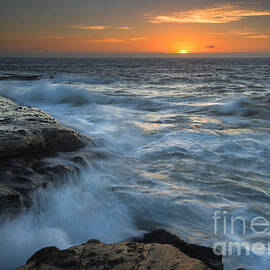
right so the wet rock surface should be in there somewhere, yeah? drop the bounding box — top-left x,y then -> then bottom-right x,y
17,230 -> 221,270
0,96 -> 92,216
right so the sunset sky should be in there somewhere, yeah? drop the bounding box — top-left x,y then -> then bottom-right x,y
1,0 -> 270,56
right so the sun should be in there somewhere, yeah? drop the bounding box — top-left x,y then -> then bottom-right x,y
178,49 -> 189,54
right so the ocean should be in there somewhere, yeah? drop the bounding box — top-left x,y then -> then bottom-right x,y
0,57 -> 270,269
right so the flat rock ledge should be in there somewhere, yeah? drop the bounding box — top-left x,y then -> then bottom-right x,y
17,230 -> 223,270
0,95 -> 93,216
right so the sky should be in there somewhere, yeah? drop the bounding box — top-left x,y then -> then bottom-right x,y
1,0 -> 270,56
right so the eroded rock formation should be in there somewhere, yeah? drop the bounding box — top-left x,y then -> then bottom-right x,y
0,96 -> 93,216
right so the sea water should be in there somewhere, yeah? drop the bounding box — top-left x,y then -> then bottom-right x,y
0,57 -> 270,269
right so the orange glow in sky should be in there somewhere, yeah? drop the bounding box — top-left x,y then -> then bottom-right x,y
1,2 -> 270,55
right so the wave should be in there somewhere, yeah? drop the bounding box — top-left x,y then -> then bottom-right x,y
0,161 -> 144,270
211,95 -> 270,120
0,81 -> 94,106
0,80 -> 166,111
53,74 -> 116,85
217,96 -> 255,116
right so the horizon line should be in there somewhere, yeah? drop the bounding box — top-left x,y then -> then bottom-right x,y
1,51 -> 270,58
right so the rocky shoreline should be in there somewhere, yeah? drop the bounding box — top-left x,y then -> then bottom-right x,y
17,230 -> 223,270
0,96 -> 224,270
0,95 -> 93,217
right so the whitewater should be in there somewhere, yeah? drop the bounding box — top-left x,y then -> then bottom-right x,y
0,57 -> 270,269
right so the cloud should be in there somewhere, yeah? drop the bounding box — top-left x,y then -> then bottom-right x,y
246,34 -> 270,39
206,45 -> 215,48
71,25 -> 133,31
229,29 -> 270,38
72,25 -> 110,30
87,37 -> 146,43
128,37 -> 146,41
88,38 -> 125,43
229,29 -> 258,35
148,4 -> 270,24
116,26 -> 132,30
39,35 -> 74,40
233,31 -> 257,35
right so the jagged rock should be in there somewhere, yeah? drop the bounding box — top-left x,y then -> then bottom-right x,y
0,96 -> 93,216
17,230 -> 221,270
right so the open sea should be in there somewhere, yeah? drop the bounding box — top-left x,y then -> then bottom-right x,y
0,57 -> 270,269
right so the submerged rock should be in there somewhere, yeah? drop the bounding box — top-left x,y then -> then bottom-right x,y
0,74 -> 41,81
17,230 -> 222,270
0,96 -> 93,216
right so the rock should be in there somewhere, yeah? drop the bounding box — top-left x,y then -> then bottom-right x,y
133,229 -> 223,270
0,74 -> 41,81
0,96 -> 88,158
0,96 -> 93,217
17,230 -> 220,270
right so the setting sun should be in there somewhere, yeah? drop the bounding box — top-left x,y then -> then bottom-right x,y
178,50 -> 189,54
